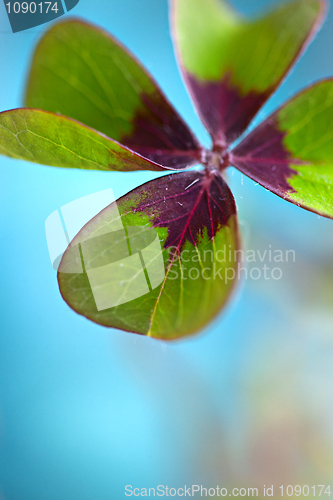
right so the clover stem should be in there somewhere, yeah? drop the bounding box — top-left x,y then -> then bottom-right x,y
201,147 -> 230,172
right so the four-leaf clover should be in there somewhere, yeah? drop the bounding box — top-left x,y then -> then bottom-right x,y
0,0 -> 331,339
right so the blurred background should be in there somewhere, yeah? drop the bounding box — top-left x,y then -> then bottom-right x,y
1,0 -> 333,498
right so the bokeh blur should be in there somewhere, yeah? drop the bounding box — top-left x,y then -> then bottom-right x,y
1,0 -> 333,498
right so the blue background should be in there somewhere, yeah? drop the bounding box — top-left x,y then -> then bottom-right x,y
1,0 -> 333,498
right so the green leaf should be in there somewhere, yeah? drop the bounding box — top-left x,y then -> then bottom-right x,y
231,79 -> 333,219
172,0 -> 326,144
25,19 -> 200,168
58,171 -> 239,340
0,108 -> 168,171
